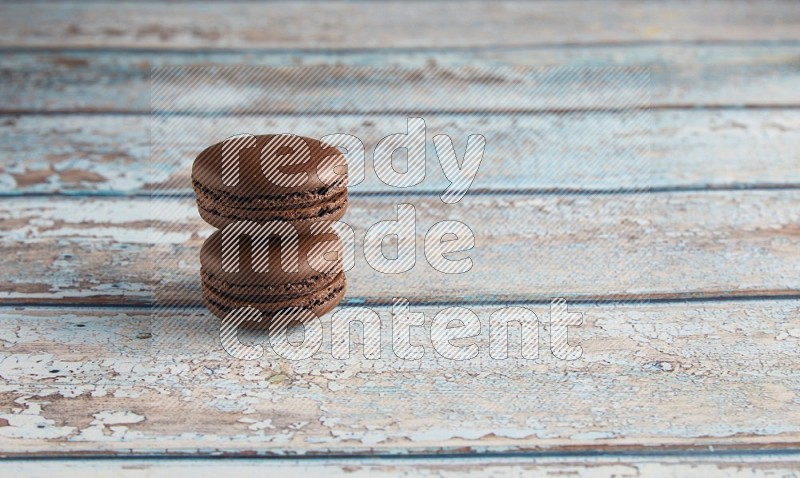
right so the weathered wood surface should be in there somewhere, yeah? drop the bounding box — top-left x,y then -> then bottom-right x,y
1,300 -> 799,455
1,192 -> 798,305
5,455 -> 800,477
2,0 -> 800,467
3,46 -> 800,112
3,111 -> 799,195
1,2 -> 798,50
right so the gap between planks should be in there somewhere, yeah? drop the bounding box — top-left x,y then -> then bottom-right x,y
1,2 -> 799,49
4,453 -> 800,477
4,292 -> 800,311
5,106 -> 800,116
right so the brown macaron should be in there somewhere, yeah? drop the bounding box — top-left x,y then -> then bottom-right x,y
192,134 -> 348,229
200,226 -> 347,321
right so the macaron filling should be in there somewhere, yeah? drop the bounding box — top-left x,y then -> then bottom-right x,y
196,188 -> 348,225
192,176 -> 347,210
200,267 -> 341,300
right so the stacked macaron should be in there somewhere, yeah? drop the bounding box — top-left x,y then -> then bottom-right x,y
192,134 -> 349,322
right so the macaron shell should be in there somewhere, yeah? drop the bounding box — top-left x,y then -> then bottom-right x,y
192,134 -> 348,197
202,272 -> 347,322
200,227 -> 344,287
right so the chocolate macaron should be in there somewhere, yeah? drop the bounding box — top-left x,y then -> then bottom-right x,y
192,134 -> 349,229
200,226 -> 347,321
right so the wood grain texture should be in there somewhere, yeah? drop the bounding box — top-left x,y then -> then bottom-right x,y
1,1 -> 798,50
3,46 -> 800,112
5,455 -> 800,477
2,110 -> 799,195
2,0 -> 799,466
1,192 -> 798,305
1,300 -> 799,455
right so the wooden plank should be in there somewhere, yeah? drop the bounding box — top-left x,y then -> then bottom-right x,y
5,455 -> 800,476
3,46 -> 800,112
1,2 -> 798,50
143,65 -> 635,114
1,191 -> 798,305
3,110 -> 799,195
1,300 -> 799,455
